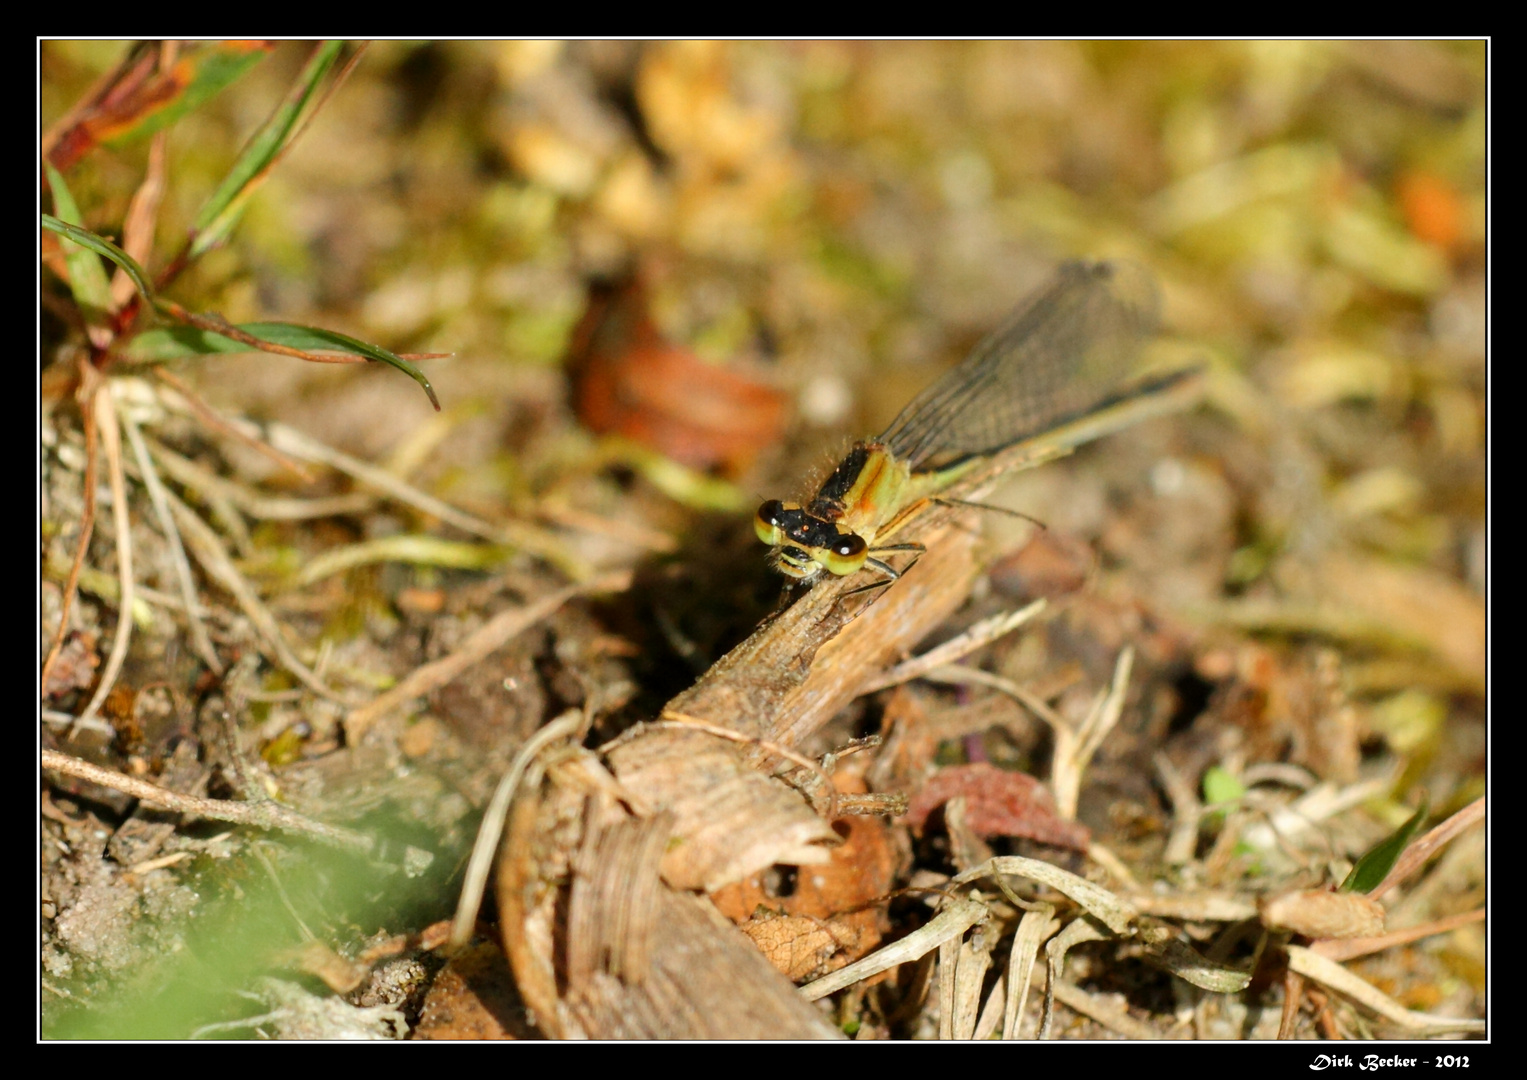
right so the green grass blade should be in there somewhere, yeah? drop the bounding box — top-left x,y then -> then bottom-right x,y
43,164 -> 115,323
43,217 -> 438,409
41,213 -> 156,309
120,321 -> 440,410
1341,797 -> 1430,894
234,322 -> 441,410
189,41 -> 347,259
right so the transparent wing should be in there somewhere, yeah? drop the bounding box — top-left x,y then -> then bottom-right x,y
879,260 -> 1162,471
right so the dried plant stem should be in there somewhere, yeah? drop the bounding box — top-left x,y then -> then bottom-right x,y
152,368 -> 315,482
799,898 -> 988,1002
448,710 -> 586,953
159,485 -> 342,702
40,360 -> 101,697
120,405 -> 221,673
41,747 -> 372,853
260,421 -> 580,578
1286,944 -> 1487,1035
41,708 -> 113,737
859,599 -> 1046,693
1050,646 -> 1132,821
1004,902 -> 1056,1038
1311,907 -> 1486,964
147,435 -> 372,522
76,383 -> 134,729
1154,750 -> 1203,867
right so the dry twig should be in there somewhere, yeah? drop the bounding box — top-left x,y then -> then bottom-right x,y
40,359 -> 101,697
75,383 -> 134,728
120,404 -> 221,673
41,747 -> 372,853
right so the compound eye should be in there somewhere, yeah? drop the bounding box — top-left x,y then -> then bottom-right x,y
834,534 -> 866,558
755,500 -> 787,546
819,532 -> 869,575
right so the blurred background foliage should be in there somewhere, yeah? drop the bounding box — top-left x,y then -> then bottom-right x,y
42,39 -> 1485,684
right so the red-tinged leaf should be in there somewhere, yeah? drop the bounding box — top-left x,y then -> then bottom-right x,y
569,279 -> 788,477
46,42 -> 273,172
903,761 -> 1090,852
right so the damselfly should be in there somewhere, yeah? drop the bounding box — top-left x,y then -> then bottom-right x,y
754,259 -> 1200,587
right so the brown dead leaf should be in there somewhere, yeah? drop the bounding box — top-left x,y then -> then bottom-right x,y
903,761 -> 1090,852
1260,889 -> 1386,940
291,940 -> 368,995
568,277 -> 788,476
710,776 -> 898,982
738,912 -> 862,983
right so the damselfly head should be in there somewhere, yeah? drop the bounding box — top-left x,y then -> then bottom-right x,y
756,499 -> 871,580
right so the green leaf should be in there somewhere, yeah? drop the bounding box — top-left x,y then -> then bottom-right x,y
246,323 -> 441,409
43,164 -> 114,323
1202,765 -> 1245,806
284,535 -> 511,590
1341,797 -> 1429,894
119,320 -> 440,411
189,41 -> 347,259
44,216 -> 437,408
114,325 -> 266,361
41,213 -> 156,306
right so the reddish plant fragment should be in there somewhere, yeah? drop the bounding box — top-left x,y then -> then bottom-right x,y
45,42 -> 275,172
903,761 -> 1090,852
568,278 -> 787,477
